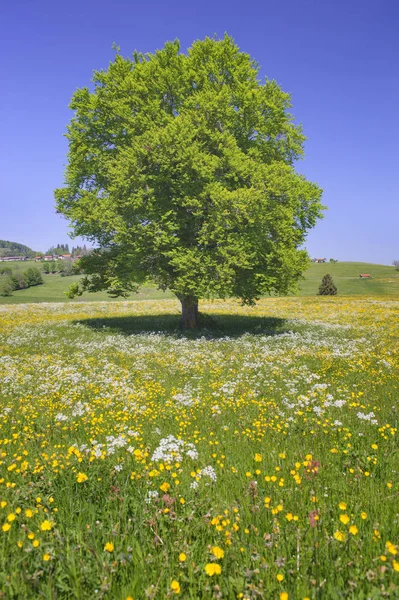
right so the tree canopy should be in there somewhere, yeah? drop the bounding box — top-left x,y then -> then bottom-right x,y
55,35 -> 324,327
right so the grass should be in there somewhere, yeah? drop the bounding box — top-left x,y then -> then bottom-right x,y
0,261 -> 398,304
0,296 -> 398,598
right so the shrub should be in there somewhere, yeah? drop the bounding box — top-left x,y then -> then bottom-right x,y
318,274 -> 337,295
11,273 -> 28,290
0,277 -> 14,296
24,267 -> 43,287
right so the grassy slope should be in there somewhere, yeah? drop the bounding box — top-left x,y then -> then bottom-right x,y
0,260 -> 398,304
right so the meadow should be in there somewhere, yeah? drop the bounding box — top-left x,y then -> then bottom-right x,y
0,261 -> 398,303
0,296 -> 398,599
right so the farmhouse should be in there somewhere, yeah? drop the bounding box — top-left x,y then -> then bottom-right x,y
0,256 -> 29,262
313,258 -> 327,263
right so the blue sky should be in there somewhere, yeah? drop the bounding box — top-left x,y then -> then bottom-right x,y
1,0 -> 397,263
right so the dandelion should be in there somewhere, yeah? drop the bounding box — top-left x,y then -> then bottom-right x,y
280,593 -> 289,600
338,502 -> 347,510
40,520 -> 53,531
205,563 -> 222,576
276,573 -> 284,582
254,453 -> 262,462
104,542 -> 114,552
170,580 -> 181,594
43,553 -> 51,561
76,472 -> 88,483
2,523 -> 11,532
160,482 -> 170,493
339,514 -> 350,525
178,553 -> 187,562
211,546 -> 225,559
334,531 -> 346,542
393,561 -> 399,572
349,525 -> 358,535
32,540 -> 40,547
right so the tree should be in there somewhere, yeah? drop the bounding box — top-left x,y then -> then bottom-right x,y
24,267 -> 43,287
43,262 -> 50,274
393,260 -> 399,271
55,35 -> 324,328
318,274 -> 337,296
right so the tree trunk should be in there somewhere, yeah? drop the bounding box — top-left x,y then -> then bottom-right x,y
181,296 -> 199,329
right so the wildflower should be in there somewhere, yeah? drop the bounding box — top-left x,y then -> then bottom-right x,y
32,540 -> 40,547
0,501 -> 7,509
338,502 -> 347,510
211,546 -> 225,559
7,513 -> 16,522
160,482 -> 170,493
2,523 -> 11,532
170,580 -> 181,594
393,561 -> 399,572
349,525 -> 358,535
276,573 -> 284,582
205,563 -> 222,576
334,531 -> 346,542
339,514 -> 350,525
43,553 -> 51,561
25,509 -> 33,518
76,472 -> 88,483
386,541 -> 398,555
40,520 -> 53,531
254,454 -> 262,462
360,512 -> 367,520
179,553 -> 187,562
280,594 -> 289,600
104,542 -> 114,552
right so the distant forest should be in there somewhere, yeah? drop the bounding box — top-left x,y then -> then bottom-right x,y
0,240 -> 36,257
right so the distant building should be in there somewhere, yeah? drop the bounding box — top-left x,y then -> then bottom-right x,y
44,255 -> 55,261
359,274 -> 371,278
313,258 -> 327,263
0,256 -> 29,262
60,254 -> 72,260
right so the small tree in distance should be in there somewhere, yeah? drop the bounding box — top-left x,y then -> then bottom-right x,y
55,35 -> 324,328
393,260 -> 399,271
318,274 -> 337,296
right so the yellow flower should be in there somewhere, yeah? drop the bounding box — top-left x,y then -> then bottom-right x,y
338,502 -> 347,510
349,525 -> 358,535
179,552 -> 187,562
7,513 -> 16,522
2,523 -> 11,532
276,573 -> 284,582
170,580 -> 181,594
43,553 -> 51,561
339,514 -> 350,525
211,546 -> 225,559
280,593 -> 289,600
386,541 -> 398,555
254,454 -> 262,462
334,531 -> 346,542
205,563 -> 222,576
40,520 -> 53,531
393,561 -> 399,572
104,542 -> 114,552
360,512 -> 367,520
32,539 -> 40,547
25,509 -> 33,518
380,555 -> 387,562
160,482 -> 170,493
76,472 -> 88,483
0,501 -> 7,509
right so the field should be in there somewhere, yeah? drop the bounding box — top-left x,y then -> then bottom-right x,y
0,296 -> 398,599
1,261 -> 398,304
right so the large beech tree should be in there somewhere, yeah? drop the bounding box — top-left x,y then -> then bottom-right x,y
55,35 -> 324,328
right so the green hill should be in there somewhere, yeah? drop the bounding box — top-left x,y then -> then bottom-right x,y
298,261 -> 399,297
0,239 -> 37,257
0,260 -> 398,304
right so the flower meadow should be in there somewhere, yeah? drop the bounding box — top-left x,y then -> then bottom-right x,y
0,297 -> 398,599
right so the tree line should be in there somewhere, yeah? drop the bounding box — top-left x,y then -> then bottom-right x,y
0,267 -> 43,296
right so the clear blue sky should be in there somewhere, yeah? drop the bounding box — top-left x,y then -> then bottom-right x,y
1,0 -> 398,263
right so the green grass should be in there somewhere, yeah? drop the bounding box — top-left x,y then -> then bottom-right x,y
1,261 -> 398,304
0,297 -> 398,598
298,262 -> 399,296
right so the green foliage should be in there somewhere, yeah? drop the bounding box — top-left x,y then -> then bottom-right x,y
46,243 -> 70,256
0,239 -> 36,257
318,273 -> 337,295
10,272 -> 28,290
0,277 -> 14,296
55,35 -> 324,316
24,267 -> 43,287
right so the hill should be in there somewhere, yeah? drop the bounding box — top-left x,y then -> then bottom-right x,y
0,239 -> 36,257
0,260 -> 398,304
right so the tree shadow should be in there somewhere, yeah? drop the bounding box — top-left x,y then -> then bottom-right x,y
75,312 -> 288,339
